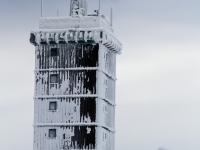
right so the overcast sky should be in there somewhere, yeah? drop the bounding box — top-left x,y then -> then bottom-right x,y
1,0 -> 200,150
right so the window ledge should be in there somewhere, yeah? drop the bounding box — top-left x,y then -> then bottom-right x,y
48,110 -> 58,112
47,137 -> 57,139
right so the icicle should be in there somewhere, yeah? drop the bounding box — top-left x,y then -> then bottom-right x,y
46,33 -> 50,44
40,33 -> 46,43
64,32 -> 69,43
74,31 -> 78,43
93,31 -> 99,42
36,34 -> 41,45
70,32 -> 74,39
79,32 -> 83,39
84,31 -> 88,42
89,31 -> 93,39
55,33 -> 59,43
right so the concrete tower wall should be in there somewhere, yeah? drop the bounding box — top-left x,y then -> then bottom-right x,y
34,126 -> 115,150
34,98 -> 115,127
30,5 -> 121,148
33,42 -> 116,150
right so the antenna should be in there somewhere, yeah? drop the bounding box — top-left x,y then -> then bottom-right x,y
57,9 -> 59,17
99,0 -> 101,10
41,0 -> 43,17
70,0 -> 88,17
84,0 -> 88,15
110,7 -> 113,27
69,0 -> 72,16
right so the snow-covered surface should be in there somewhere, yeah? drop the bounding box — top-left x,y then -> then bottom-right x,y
33,42 -> 117,150
31,13 -> 119,150
30,15 -> 122,54
34,122 -> 115,133
34,95 -> 116,106
39,16 -> 113,32
34,126 -> 115,150
31,28 -> 122,54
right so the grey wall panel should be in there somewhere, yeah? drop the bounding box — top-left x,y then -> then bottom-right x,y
35,98 -> 96,124
35,44 -> 99,69
35,70 -> 96,95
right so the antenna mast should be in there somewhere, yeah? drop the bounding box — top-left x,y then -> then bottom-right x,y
110,7 -> 113,27
70,0 -> 88,17
57,9 -> 59,17
69,0 -> 73,16
99,0 -> 101,11
41,0 -> 43,17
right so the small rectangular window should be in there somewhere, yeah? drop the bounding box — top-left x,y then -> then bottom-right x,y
49,102 -> 57,110
103,105 -> 107,114
51,48 -> 59,57
49,129 -> 56,138
50,74 -> 58,83
103,132 -> 107,141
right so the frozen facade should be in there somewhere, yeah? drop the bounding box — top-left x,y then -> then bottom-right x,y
29,0 -> 122,150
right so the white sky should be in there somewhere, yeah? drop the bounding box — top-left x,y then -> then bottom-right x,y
0,0 -> 200,150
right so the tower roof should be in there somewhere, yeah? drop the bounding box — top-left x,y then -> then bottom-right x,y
30,1 -> 122,54
39,15 -> 112,32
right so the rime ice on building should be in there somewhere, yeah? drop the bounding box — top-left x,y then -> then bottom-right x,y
29,0 -> 122,150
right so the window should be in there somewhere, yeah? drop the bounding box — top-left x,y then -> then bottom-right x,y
103,132 -> 107,141
49,102 -> 57,110
103,105 -> 107,115
105,105 -> 107,112
50,74 -> 58,83
49,129 -> 56,138
51,48 -> 59,57
104,79 -> 108,88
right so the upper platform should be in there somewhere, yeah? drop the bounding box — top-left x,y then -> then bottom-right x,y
40,15 -> 113,32
30,15 -> 122,54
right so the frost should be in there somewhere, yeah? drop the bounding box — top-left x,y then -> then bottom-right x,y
31,8 -> 121,150
86,127 -> 91,134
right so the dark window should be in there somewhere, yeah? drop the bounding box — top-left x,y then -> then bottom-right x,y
49,129 -> 56,138
50,74 -> 58,83
51,48 -> 59,57
49,102 -> 57,110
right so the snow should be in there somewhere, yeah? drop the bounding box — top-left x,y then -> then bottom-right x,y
31,28 -> 122,54
29,15 -> 122,54
35,123 -> 116,133
39,15 -> 112,32
34,95 -> 116,106
31,11 -> 120,150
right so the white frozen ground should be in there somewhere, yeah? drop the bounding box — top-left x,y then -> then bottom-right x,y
1,0 -> 200,150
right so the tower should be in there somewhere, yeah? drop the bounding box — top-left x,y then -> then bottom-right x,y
30,1 -> 122,150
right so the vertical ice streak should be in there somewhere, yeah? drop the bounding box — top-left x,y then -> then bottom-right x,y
30,1 -> 122,149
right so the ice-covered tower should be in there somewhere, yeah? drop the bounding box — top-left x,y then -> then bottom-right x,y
30,1 -> 122,150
